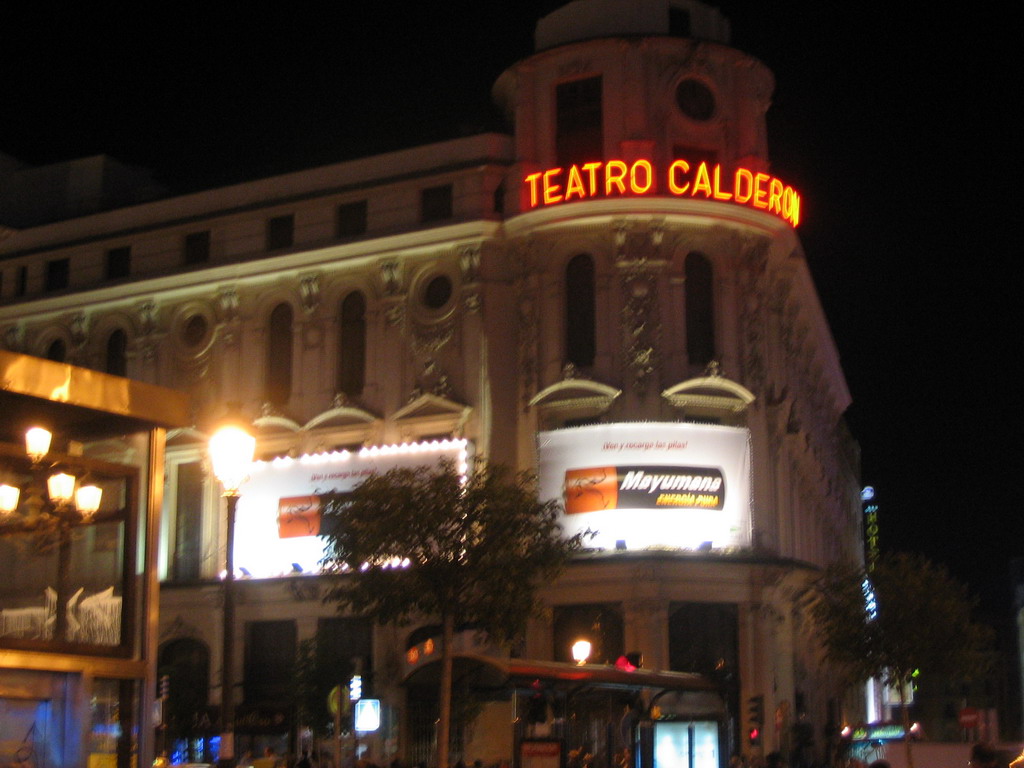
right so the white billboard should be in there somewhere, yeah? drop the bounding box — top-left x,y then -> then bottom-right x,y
537,423 -> 751,551
231,439 -> 469,578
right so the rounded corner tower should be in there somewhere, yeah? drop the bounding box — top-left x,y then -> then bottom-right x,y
495,1 -> 862,758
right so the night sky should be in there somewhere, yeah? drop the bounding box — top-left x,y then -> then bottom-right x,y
1,3 -> 1018,615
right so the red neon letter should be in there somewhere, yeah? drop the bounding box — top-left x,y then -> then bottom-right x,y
543,167 -> 564,205
712,165 -> 732,200
734,169 -> 753,203
582,162 -> 602,197
630,160 -> 653,194
605,160 -> 628,195
753,173 -> 770,209
564,165 -> 586,201
768,178 -> 783,214
692,162 -> 713,198
525,172 -> 543,208
668,160 -> 690,194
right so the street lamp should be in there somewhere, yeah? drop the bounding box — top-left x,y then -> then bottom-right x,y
209,422 -> 256,768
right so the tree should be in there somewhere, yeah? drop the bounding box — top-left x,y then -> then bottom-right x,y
808,552 -> 993,768
319,459 -> 589,768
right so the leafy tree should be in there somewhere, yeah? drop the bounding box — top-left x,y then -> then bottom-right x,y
808,552 -> 993,768
320,459 -> 589,768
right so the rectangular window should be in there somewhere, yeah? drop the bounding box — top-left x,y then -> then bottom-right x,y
45,258 -> 70,292
336,200 -> 368,238
16,266 -> 27,296
267,214 -> 294,250
106,246 -> 131,280
184,231 -> 211,265
421,184 -> 453,223
317,617 -> 373,695
171,461 -> 204,582
556,75 -> 603,169
673,144 -> 719,169
244,620 -> 297,703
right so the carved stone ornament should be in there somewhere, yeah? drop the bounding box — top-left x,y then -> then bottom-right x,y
411,319 -> 454,356
3,324 -> 24,352
517,279 -> 539,411
385,302 -> 405,327
379,259 -> 402,296
459,244 -> 481,283
218,286 -> 239,324
299,273 -> 321,316
621,267 -> 660,394
70,313 -> 89,349
137,300 -> 158,336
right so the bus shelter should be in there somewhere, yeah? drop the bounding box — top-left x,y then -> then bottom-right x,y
0,350 -> 189,768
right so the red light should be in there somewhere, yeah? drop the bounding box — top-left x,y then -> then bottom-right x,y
749,728 -> 760,741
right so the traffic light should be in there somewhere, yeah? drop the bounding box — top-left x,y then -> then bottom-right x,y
526,680 -> 548,723
748,694 -> 764,727
748,727 -> 761,746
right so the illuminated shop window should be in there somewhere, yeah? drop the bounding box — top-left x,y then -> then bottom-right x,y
565,254 -> 596,368
105,328 -> 127,377
45,257 -> 69,292
184,230 -> 211,265
338,291 -> 366,397
265,303 -> 293,406
556,75 -> 603,169
105,246 -> 131,280
336,200 -> 368,238
685,252 -> 715,366
267,214 -> 294,250
421,184 -> 453,223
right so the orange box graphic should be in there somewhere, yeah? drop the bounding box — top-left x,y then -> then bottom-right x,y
278,495 -> 321,538
564,466 -> 618,513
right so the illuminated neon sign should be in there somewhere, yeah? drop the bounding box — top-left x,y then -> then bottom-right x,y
524,159 -> 801,227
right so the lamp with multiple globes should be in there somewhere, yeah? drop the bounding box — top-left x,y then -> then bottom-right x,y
0,427 -> 103,530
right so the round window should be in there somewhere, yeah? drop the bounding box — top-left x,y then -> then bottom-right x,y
675,78 -> 715,121
182,314 -> 209,347
423,275 -> 453,310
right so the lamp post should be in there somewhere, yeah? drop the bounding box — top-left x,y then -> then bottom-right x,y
209,422 -> 255,768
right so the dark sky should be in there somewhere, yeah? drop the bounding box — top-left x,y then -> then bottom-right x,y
1,3 -> 1018,614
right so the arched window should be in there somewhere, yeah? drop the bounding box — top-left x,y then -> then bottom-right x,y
338,291 -> 366,397
46,338 -> 66,363
105,329 -> 127,377
265,303 -> 293,406
685,252 -> 715,365
565,254 -> 596,368
158,638 -> 211,714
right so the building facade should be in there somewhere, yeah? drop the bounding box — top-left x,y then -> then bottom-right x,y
0,1 -> 862,765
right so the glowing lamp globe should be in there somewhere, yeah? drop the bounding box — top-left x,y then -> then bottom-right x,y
209,424 -> 256,494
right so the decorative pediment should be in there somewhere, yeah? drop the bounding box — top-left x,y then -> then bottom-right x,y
529,377 -> 620,427
252,415 -> 302,435
304,404 -> 378,431
392,393 -> 471,441
662,376 -> 755,424
166,426 -> 208,448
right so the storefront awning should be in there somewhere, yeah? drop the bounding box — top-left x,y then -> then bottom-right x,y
403,653 -> 718,695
